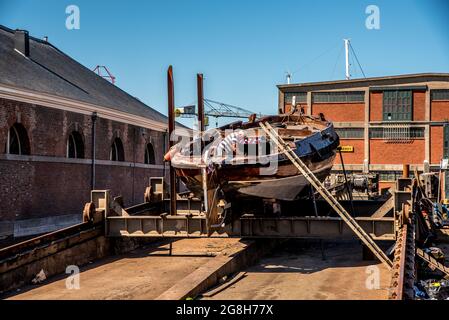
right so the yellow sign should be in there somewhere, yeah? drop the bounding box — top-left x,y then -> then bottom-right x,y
339,145 -> 354,152
174,108 -> 181,117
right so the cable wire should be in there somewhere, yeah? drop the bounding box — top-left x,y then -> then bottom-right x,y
349,42 -> 366,78
290,41 -> 340,75
331,43 -> 345,80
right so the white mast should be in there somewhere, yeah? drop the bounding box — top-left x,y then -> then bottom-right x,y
286,72 -> 291,84
344,39 -> 350,80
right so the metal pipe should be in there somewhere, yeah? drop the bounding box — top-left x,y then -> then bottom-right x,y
163,129 -> 167,188
202,167 -> 209,214
402,164 -> 410,178
91,112 -> 97,190
197,73 -> 208,214
197,73 -> 205,132
167,66 -> 176,215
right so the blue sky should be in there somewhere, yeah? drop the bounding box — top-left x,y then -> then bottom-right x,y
1,0 -> 448,127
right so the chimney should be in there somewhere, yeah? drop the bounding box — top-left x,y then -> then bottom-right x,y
14,29 -> 30,57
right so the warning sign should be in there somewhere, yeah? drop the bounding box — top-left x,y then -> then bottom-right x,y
339,146 -> 354,152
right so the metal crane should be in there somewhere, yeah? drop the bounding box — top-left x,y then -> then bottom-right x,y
92,65 -> 116,84
175,99 -> 263,127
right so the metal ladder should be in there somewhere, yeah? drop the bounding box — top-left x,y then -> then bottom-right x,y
259,122 -> 393,269
416,248 -> 449,278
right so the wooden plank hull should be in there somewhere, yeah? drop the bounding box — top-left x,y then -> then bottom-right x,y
176,154 -> 336,201
171,114 -> 340,201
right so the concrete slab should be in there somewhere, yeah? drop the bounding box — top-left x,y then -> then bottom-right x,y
201,240 -> 390,300
5,238 -> 241,300
156,239 -> 267,300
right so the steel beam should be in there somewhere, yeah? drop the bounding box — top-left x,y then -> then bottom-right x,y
106,215 -> 395,240
389,223 -> 415,300
197,73 -> 204,132
167,66 -> 176,215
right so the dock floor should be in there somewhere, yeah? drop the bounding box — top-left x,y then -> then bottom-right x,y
6,238 -> 241,300
201,240 -> 390,300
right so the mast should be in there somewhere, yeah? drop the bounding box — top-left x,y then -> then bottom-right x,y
344,39 -> 350,80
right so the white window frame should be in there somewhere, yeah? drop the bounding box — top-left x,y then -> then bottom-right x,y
7,125 -> 21,155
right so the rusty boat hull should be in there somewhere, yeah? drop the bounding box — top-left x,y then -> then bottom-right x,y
171,114 -> 340,201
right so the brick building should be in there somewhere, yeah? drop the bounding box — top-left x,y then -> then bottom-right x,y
0,26 -> 173,235
277,74 -> 449,192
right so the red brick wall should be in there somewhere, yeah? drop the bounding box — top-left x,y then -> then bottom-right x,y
413,91 -> 426,121
370,91 -> 426,121
369,92 -> 383,121
379,181 -> 395,191
0,98 -> 166,221
312,103 -> 364,122
0,98 -> 93,157
431,101 -> 449,121
0,160 -> 162,221
369,140 -> 425,164
335,139 -> 365,165
431,126 -> 444,164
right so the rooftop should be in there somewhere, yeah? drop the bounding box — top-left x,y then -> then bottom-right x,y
0,25 -> 168,124
278,73 -> 449,92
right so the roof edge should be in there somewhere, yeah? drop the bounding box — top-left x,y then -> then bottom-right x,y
0,24 -> 168,123
277,73 -> 449,89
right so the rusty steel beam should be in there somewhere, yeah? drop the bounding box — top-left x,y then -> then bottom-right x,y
0,222 -> 103,275
389,222 -> 415,300
105,215 -> 396,240
167,65 -> 177,215
197,73 -> 204,132
0,223 -> 104,294
0,221 -> 94,261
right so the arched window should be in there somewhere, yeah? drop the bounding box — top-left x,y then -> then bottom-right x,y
110,137 -> 124,161
7,123 -> 30,155
67,131 -> 84,159
144,142 -> 155,164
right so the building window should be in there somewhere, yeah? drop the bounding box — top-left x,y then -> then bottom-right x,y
431,89 -> 449,101
144,142 -> 155,164
110,138 -> 124,161
383,90 -> 412,121
284,92 -> 307,104
378,171 -> 403,182
67,131 -> 84,159
6,123 -> 30,155
312,91 -> 365,103
369,126 -> 424,141
335,128 -> 364,139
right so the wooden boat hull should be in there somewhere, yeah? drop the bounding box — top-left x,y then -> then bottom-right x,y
226,160 -> 334,200
171,114 -> 339,201
175,153 -> 336,201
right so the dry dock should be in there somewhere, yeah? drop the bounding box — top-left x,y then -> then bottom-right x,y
201,240 -> 390,300
5,238 -> 240,300
2,175 -> 447,301
5,239 -> 389,300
